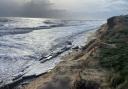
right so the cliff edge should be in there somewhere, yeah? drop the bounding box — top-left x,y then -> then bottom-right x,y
21,15 -> 128,89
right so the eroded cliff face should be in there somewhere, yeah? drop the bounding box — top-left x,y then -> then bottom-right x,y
22,15 -> 128,89
71,15 -> 128,89
98,15 -> 128,89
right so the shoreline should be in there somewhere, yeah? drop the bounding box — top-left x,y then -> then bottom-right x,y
0,47 -> 89,89
0,30 -> 97,89
22,15 -> 128,89
0,26 -> 99,89
19,31 -> 100,89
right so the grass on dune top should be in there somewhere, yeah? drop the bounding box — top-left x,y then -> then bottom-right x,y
99,23 -> 128,89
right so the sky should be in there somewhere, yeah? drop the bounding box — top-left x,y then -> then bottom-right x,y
51,0 -> 128,19
0,0 -> 127,19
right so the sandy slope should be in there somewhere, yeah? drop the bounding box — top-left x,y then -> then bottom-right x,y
22,34 -> 111,89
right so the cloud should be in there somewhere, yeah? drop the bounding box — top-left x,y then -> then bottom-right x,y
0,0 -> 64,18
0,0 -> 127,19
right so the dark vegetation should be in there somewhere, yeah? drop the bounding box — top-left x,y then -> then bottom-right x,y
71,80 -> 100,89
99,16 -> 128,89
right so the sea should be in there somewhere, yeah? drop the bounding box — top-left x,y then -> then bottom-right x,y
0,17 -> 105,87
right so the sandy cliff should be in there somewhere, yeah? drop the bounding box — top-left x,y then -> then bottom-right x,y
18,15 -> 128,89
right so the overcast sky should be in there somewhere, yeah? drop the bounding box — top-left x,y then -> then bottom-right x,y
51,0 -> 128,19
0,0 -> 127,19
